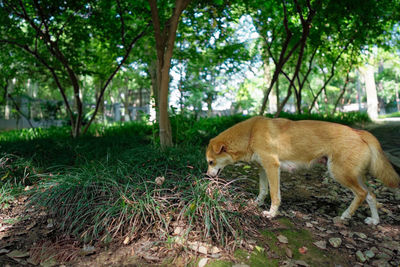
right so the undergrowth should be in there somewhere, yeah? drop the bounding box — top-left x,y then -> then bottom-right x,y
0,112 -> 370,247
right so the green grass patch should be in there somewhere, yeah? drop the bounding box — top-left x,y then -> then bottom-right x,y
379,111 -> 400,118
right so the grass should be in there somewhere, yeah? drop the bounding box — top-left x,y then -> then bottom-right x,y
0,112 -> 370,248
379,111 -> 400,118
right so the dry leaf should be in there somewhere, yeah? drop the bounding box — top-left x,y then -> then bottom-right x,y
277,234 -> 288,244
298,246 -> 308,254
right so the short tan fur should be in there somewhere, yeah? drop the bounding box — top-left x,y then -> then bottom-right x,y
206,116 -> 399,225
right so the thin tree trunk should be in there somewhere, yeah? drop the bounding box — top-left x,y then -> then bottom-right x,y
7,94 -> 35,129
259,0 -> 317,115
333,67 -> 352,113
149,0 -> 191,148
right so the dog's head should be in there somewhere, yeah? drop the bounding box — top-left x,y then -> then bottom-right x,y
206,139 -> 234,177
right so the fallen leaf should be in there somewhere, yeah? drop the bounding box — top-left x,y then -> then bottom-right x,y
188,241 -> 208,254
155,176 -> 165,186
198,258 -> 208,267
7,250 -> 30,258
173,226 -> 184,236
298,246 -> 308,254
313,240 -> 327,250
277,234 -> 288,244
123,236 -> 130,245
285,247 -> 293,258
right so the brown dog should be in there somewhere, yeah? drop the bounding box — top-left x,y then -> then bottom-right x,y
206,116 -> 399,225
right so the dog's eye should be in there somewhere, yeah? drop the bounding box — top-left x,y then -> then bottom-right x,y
208,160 -> 214,165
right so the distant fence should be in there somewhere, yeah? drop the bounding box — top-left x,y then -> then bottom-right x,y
0,118 -> 64,131
0,96 -> 151,131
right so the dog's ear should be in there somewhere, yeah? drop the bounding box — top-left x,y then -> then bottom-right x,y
212,141 -> 226,154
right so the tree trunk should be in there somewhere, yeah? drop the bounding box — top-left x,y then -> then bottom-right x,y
362,65 -> 379,120
149,0 -> 191,148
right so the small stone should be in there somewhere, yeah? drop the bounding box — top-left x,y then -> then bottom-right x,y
355,232 -> 367,239
198,258 -> 208,267
305,222 -> 313,228
328,237 -> 342,248
364,250 -> 375,259
376,252 -> 391,260
211,246 -> 220,254
188,242 -> 208,255
313,241 -> 327,250
356,250 -> 366,263
370,247 -> 379,254
372,259 -> 391,267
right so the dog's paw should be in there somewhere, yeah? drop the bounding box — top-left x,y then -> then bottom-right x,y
262,210 -> 278,219
364,217 -> 379,225
340,210 -> 351,220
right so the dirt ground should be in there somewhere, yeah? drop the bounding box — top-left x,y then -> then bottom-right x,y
0,122 -> 399,267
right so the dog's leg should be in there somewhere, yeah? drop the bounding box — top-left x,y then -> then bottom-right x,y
259,157 -> 281,218
330,161 -> 368,221
340,188 -> 367,220
256,168 -> 269,206
364,191 -> 379,225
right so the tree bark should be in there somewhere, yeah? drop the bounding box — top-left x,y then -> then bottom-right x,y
362,65 -> 379,120
149,0 -> 191,148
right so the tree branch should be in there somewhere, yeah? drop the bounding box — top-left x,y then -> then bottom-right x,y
83,25 -> 150,134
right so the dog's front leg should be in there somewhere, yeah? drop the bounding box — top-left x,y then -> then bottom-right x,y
256,168 -> 269,206
260,156 -> 281,218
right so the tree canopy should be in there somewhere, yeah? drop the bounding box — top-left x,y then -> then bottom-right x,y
0,0 -> 399,144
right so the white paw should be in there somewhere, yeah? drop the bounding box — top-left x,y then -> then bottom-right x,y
364,217 -> 379,225
340,210 -> 351,220
262,209 -> 278,219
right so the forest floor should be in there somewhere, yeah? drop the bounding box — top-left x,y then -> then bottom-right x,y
0,121 -> 399,267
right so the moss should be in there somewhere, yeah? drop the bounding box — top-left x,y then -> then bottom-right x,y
260,226 -> 333,266
234,248 -> 279,267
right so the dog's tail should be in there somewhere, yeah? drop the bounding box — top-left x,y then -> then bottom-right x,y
359,130 -> 400,188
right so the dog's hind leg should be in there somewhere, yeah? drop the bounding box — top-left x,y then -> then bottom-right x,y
256,168 -> 269,206
329,161 -> 368,221
364,191 -> 379,225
